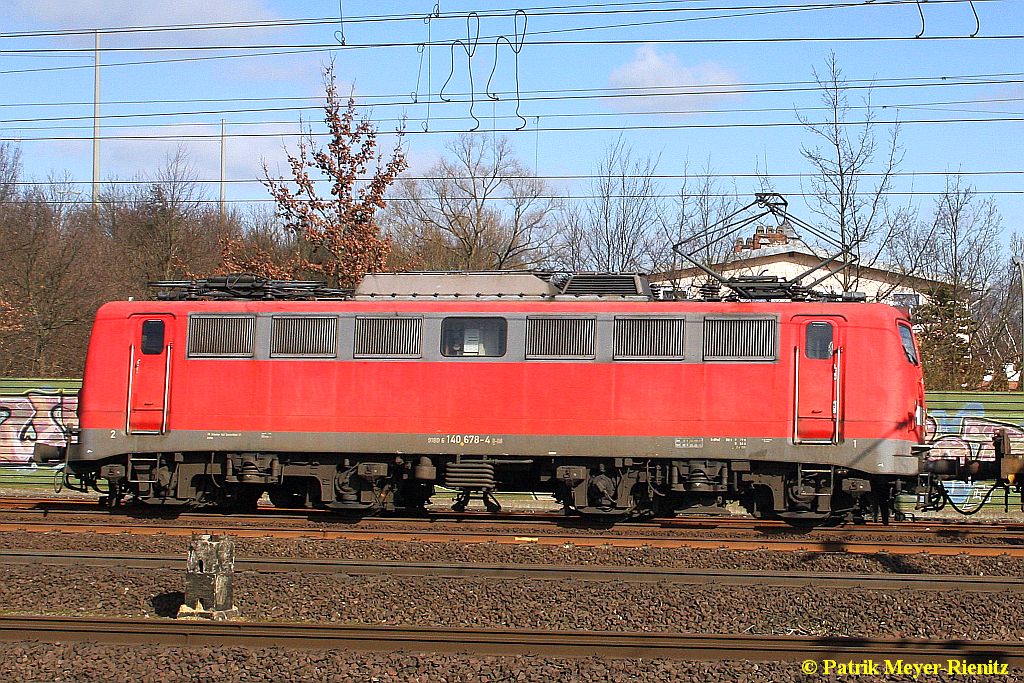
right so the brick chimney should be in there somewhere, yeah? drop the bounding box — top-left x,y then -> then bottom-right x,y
735,224 -> 790,253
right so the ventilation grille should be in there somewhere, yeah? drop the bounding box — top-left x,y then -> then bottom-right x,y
703,317 -> 777,361
526,318 -> 595,358
187,315 -> 256,357
614,318 -> 686,359
270,316 -> 337,357
560,274 -> 647,296
354,317 -> 422,357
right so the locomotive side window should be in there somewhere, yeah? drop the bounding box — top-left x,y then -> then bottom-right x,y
271,316 -> 338,357
805,322 -> 834,360
140,320 -> 165,355
526,317 -> 596,359
354,317 -> 422,358
703,317 -> 777,361
613,317 -> 685,359
187,316 -> 256,357
898,324 -> 919,365
441,317 -> 507,357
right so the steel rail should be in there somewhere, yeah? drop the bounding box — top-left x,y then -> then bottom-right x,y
0,615 -> 1020,663
2,549 -> 1022,591
1,496 -> 1023,539
1,519 -> 1023,557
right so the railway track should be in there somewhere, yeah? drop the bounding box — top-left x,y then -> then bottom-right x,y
2,549 -> 1022,591
0,615 -> 1020,663
2,495 -> 1024,540
1,517 -> 1023,557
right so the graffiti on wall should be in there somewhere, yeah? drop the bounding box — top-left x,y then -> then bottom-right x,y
924,399 -> 1024,507
0,389 -> 78,464
925,401 -> 1024,462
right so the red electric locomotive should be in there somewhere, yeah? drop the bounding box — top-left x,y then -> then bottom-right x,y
46,270 -> 937,521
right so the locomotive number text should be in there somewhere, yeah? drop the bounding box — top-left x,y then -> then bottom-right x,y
427,434 -> 504,446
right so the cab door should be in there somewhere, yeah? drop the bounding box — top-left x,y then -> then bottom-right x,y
127,314 -> 174,434
793,316 -> 844,444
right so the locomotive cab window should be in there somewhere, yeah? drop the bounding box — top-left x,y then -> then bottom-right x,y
898,324 -> 919,365
805,322 -> 833,360
441,317 -> 507,357
140,320 -> 165,355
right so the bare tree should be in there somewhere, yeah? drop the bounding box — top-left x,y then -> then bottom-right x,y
556,137 -> 662,272
0,143 -> 20,204
798,54 -> 913,292
0,176 -> 108,376
650,159 -> 742,282
102,148 -> 231,296
925,176 -> 1003,293
217,205 -> 300,279
914,176 -> 1007,389
235,64 -> 407,288
386,134 -> 557,271
0,143 -> 23,336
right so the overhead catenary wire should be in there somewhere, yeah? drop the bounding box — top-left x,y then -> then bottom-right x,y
0,0 -> 1002,39
4,33 -> 1022,76
4,33 -> 1024,56
3,114 -> 1023,143
1,95 -> 1021,132
0,48 -> 338,77
4,190 -> 1023,207
7,169 -> 1024,187
2,70 -> 1021,107
2,3 -> 1020,221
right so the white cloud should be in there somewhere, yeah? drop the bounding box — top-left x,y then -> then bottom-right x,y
400,143 -> 444,178
11,0 -> 276,30
9,0 -> 284,53
607,46 -> 742,116
235,52 -> 327,84
22,114 -> 411,208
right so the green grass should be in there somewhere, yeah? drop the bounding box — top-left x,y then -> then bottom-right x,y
0,466 -> 61,490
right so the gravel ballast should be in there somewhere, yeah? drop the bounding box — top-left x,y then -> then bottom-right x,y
1,565 -> 1021,640
0,642 -> 1018,683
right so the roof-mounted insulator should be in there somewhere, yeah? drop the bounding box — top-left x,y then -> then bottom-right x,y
149,276 -> 352,301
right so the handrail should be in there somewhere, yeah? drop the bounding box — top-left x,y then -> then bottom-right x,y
124,345 -> 135,434
832,346 -> 843,444
160,343 -> 172,434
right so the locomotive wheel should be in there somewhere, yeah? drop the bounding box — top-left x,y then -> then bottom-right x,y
268,488 -> 308,509
231,487 -> 264,512
777,510 -> 832,526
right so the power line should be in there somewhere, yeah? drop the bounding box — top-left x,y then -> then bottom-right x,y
3,114 -> 1022,143
4,70 -> 1021,108
4,189 -> 1023,206
4,33 -> 1024,56
3,96 -> 1021,133
0,47 -> 336,76
0,78 -> 1020,128
0,2 -> 1012,78
0,0 -> 996,39
6,170 -> 1024,188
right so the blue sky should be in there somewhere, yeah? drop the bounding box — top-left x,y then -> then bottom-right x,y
2,0 -> 1022,241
